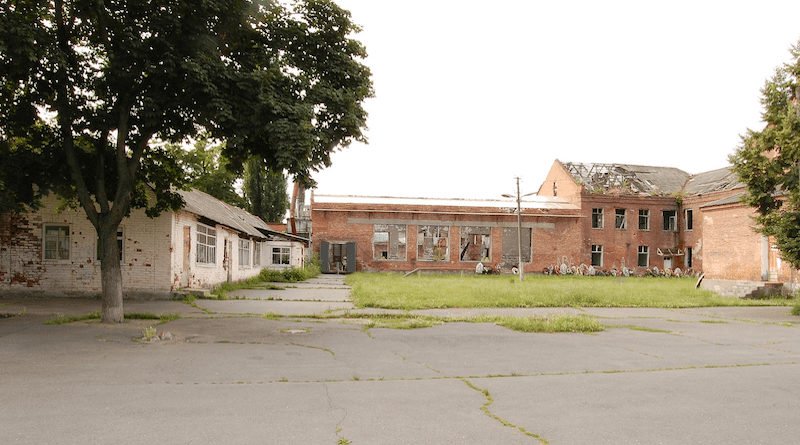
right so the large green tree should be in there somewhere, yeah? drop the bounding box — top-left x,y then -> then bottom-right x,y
170,137 -> 245,208
0,0 -> 372,322
243,157 -> 289,223
730,40 -> 800,268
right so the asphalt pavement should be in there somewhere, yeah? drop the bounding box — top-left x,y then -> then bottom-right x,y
2,274 -> 800,444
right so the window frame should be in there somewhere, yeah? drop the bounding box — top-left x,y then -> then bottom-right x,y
196,223 -> 217,265
272,246 -> 291,265
373,224 -> 407,261
638,209 -> 650,231
662,210 -> 677,231
417,225 -> 449,262
43,224 -> 70,261
591,208 -> 604,229
615,209 -> 627,229
239,239 -> 252,268
638,246 -> 649,268
459,226 -> 492,262
591,244 -> 603,267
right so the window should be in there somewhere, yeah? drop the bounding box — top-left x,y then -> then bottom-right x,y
418,225 -> 449,261
253,242 -> 261,266
44,225 -> 70,260
685,209 -> 693,231
663,210 -> 676,231
97,229 -> 124,262
638,246 -> 649,267
272,247 -> 290,265
686,247 -> 693,268
591,245 -> 603,267
196,224 -> 217,264
239,239 -> 251,267
615,209 -> 627,229
553,182 -> 558,196
638,209 -> 650,230
460,226 -> 491,262
592,208 -> 604,229
373,224 -> 407,260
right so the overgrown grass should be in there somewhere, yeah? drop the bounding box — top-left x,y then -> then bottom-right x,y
209,263 -> 321,298
347,273 -> 795,310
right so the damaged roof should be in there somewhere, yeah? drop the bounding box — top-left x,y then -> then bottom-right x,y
178,189 -> 308,244
682,166 -> 744,195
562,162 -> 690,195
312,194 -> 579,211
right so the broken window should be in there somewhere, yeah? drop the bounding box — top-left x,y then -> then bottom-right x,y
501,227 -> 531,267
638,246 -> 649,267
592,208 -> 604,229
417,225 -> 449,261
685,209 -> 693,231
615,209 -> 627,229
460,226 -> 491,262
44,225 -> 70,260
663,210 -> 676,231
373,224 -> 407,260
639,209 -> 650,230
591,245 -> 603,267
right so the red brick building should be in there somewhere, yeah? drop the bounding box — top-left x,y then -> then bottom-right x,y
310,159 -> 800,296
310,195 -> 581,274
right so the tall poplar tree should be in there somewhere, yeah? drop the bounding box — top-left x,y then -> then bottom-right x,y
243,158 -> 289,223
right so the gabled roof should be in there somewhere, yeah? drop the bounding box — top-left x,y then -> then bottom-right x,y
178,189 -> 310,244
562,162 -> 690,195
682,166 -> 744,195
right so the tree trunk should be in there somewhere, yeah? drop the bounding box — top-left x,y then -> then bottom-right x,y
97,218 -> 124,323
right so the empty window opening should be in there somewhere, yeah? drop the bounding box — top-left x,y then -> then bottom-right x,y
615,209 -> 627,229
591,245 -> 603,267
685,209 -> 693,231
638,245 -> 649,267
460,226 -> 491,262
373,224 -> 407,260
663,210 -> 676,231
418,225 -> 449,261
639,209 -> 650,230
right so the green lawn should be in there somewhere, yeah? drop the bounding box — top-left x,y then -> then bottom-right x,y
347,273 -> 794,310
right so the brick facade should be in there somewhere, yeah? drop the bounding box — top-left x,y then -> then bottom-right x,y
311,195 -> 582,274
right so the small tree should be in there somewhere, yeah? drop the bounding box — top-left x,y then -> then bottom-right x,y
730,39 -> 800,268
0,0 -> 372,322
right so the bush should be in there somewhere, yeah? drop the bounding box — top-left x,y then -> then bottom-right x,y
258,262 -> 321,283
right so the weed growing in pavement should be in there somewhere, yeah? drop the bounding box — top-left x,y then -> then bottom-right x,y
45,311 -> 101,324
142,326 -> 157,340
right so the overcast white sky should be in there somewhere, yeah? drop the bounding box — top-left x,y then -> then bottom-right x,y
311,0 -> 800,199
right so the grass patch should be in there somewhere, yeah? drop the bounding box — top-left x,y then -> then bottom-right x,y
45,311 -> 101,324
792,304 -> 800,316
208,263 -> 321,298
348,273 -> 794,309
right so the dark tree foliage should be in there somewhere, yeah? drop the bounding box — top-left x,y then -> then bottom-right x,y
169,138 -> 245,208
0,0 -> 372,321
730,40 -> 800,268
243,157 -> 289,223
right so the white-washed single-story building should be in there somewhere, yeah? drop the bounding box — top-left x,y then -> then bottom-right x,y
0,189 -> 308,298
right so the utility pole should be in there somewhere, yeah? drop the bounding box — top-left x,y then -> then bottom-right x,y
503,177 -> 533,282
